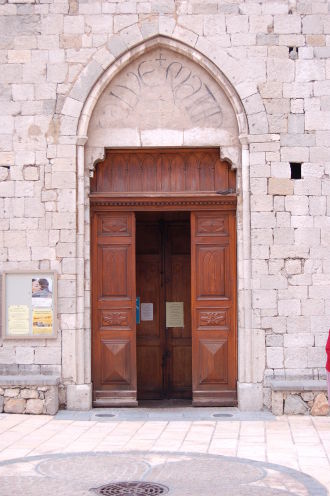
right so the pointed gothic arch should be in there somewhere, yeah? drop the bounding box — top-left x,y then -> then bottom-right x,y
64,35 -> 264,411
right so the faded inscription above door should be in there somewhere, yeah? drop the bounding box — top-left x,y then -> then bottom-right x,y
88,48 -> 238,147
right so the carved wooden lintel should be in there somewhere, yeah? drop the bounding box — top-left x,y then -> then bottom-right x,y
90,194 -> 237,211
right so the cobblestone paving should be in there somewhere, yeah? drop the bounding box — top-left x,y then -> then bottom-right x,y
0,411 -> 329,495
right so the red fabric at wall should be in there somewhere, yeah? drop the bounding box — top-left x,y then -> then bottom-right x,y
326,330 -> 330,372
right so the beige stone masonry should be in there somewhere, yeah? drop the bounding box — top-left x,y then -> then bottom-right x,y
0,0 -> 329,412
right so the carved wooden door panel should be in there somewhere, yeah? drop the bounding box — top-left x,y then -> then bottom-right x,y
191,211 -> 237,406
91,211 -> 137,406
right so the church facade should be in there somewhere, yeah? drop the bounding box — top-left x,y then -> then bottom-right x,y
0,0 -> 329,414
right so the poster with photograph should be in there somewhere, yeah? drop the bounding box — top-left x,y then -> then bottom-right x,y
31,277 -> 53,308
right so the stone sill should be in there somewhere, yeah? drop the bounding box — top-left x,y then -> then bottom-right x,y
270,380 -> 327,392
0,375 -> 60,386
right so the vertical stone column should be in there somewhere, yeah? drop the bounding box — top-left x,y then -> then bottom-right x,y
66,137 -> 92,411
237,137 -> 263,411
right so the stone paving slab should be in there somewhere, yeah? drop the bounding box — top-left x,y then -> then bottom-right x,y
0,412 -> 329,495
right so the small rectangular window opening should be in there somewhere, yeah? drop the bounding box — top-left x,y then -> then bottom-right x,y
290,162 -> 301,179
288,46 -> 298,59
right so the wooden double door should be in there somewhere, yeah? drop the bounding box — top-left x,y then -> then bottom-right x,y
91,208 -> 237,407
136,213 -> 191,400
91,148 -> 237,407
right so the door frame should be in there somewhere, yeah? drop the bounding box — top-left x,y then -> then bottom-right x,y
90,193 -> 237,406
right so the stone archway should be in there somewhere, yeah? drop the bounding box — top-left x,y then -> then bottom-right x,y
64,35 -> 264,411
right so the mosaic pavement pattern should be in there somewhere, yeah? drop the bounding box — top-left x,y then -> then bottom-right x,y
0,451 -> 327,496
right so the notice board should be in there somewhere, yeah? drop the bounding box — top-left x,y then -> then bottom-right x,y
2,271 -> 57,339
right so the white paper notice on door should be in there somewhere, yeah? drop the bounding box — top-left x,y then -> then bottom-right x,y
166,302 -> 184,328
141,303 -> 153,321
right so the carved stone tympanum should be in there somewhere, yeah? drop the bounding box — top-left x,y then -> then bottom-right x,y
88,48 -> 238,147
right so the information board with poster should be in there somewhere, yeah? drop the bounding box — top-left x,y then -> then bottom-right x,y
2,271 -> 57,339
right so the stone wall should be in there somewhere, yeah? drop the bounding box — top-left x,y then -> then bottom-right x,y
0,377 -> 59,415
272,390 -> 329,416
0,0 -> 329,411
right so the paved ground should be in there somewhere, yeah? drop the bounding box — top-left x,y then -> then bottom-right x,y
0,407 -> 329,495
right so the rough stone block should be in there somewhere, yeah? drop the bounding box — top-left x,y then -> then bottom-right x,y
251,212 -> 276,228
15,347 -> 34,365
274,15 -> 301,34
252,228 -> 273,245
253,290 -> 277,309
26,398 -> 44,414
34,347 -> 61,365
302,15 -> 323,34
203,14 -> 225,35
66,384 -> 92,411
226,15 -> 248,33
283,82 -> 313,101
284,395 -> 308,415
267,347 -> 284,369
4,388 -> 19,398
237,383 -> 263,411
296,60 -> 325,82
0,396 -> 3,413
45,386 -> 59,415
284,348 -> 307,368
301,392 -> 314,402
63,15 -> 84,34
21,388 -> 38,399
268,178 -> 293,195
251,194 -> 273,212
311,393 -> 329,416
278,299 -> 301,317
306,111 -> 330,131
285,196 -> 308,215
23,166 -> 39,181
308,347 -> 326,368
266,335 -> 283,347
274,227 -> 294,246
267,58 -> 294,82
284,333 -> 314,348
272,391 -> 284,415
288,114 -> 305,134
4,398 -> 26,414
249,14 -> 273,34
295,228 -> 320,247
260,275 -> 287,290
285,259 -> 302,275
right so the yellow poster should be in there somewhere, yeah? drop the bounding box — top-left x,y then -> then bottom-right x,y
8,305 -> 29,335
32,309 -> 53,335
